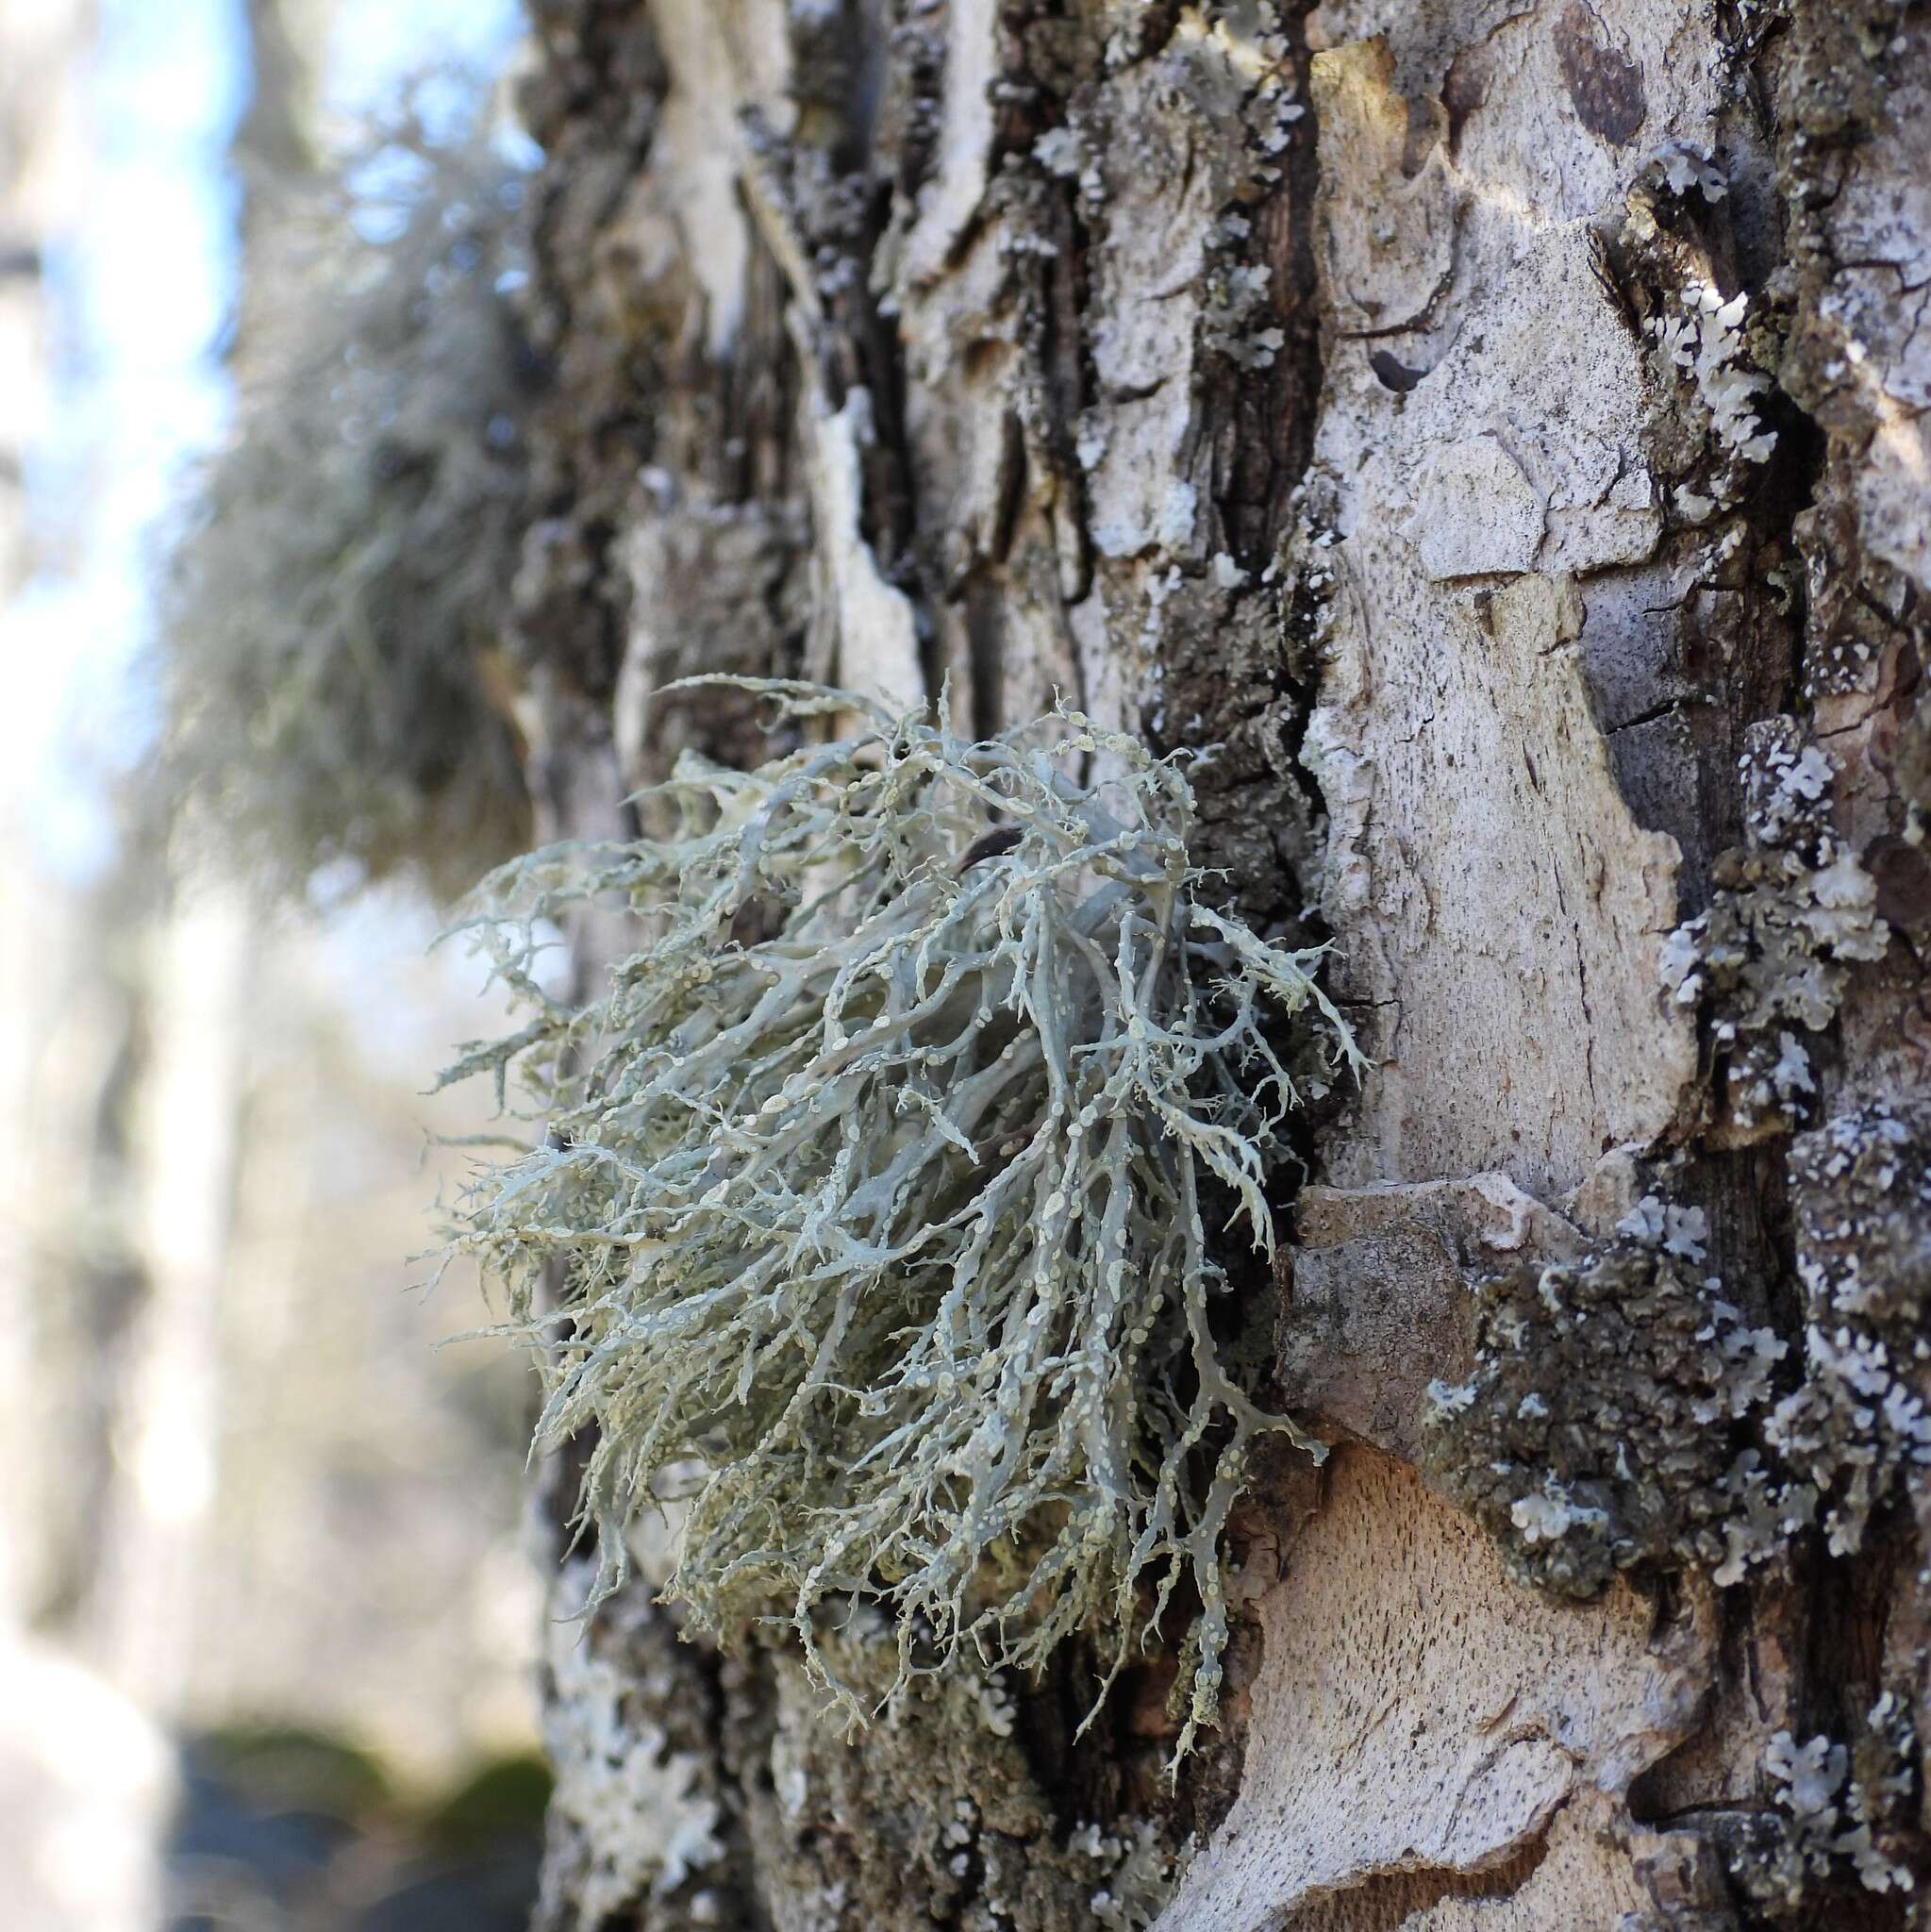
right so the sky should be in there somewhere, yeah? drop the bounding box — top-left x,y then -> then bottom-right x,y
5,0 -> 523,879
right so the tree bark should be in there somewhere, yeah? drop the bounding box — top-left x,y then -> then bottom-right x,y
505,4 -> 1931,1928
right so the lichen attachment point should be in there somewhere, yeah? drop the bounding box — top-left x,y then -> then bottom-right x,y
441,679 -> 1358,1759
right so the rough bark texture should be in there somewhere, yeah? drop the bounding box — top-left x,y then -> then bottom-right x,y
500,3 -> 1931,1928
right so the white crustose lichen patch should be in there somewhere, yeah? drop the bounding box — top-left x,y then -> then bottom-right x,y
545,1593 -> 725,1920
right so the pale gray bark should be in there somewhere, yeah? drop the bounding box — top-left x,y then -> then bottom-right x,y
504,4 -> 1931,1929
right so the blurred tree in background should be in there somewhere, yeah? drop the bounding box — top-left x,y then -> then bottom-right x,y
2,3 -> 547,1927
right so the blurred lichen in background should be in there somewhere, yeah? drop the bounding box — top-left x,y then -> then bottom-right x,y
0,0 -> 552,1926
158,108 -> 536,904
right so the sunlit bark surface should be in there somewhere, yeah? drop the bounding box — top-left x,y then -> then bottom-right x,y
507,5 -> 1931,1928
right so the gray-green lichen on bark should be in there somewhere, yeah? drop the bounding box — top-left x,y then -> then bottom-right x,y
443,683 -> 1357,1763
1769,1103 -> 1931,1564
491,4 -> 1363,1926
1661,718 -> 1890,1143
1422,1198 -> 1787,1599
1164,0 -> 1931,1924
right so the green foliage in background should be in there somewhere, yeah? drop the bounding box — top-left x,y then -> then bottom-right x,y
159,118 -> 534,900
443,683 -> 1358,1757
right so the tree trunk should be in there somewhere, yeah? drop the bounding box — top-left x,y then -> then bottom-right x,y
506,3 -> 1931,1927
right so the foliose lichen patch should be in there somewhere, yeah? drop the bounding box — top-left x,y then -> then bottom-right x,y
1426,1103 -> 1931,1608
1421,1194 -> 1786,1600
1617,142 -> 1783,531
1727,1690 -> 1919,1915
1764,1101 -> 1931,1561
1660,717 -> 1890,1141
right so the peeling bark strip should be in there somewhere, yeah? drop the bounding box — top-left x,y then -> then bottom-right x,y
490,1 -> 1931,1927
1160,1449 -> 1718,1931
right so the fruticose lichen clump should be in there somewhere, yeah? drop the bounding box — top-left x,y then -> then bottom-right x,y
444,681 -> 1357,1756
159,119 -> 534,899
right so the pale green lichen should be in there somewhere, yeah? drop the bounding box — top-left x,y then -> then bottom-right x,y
159,116 -> 534,900
442,680 -> 1357,1757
